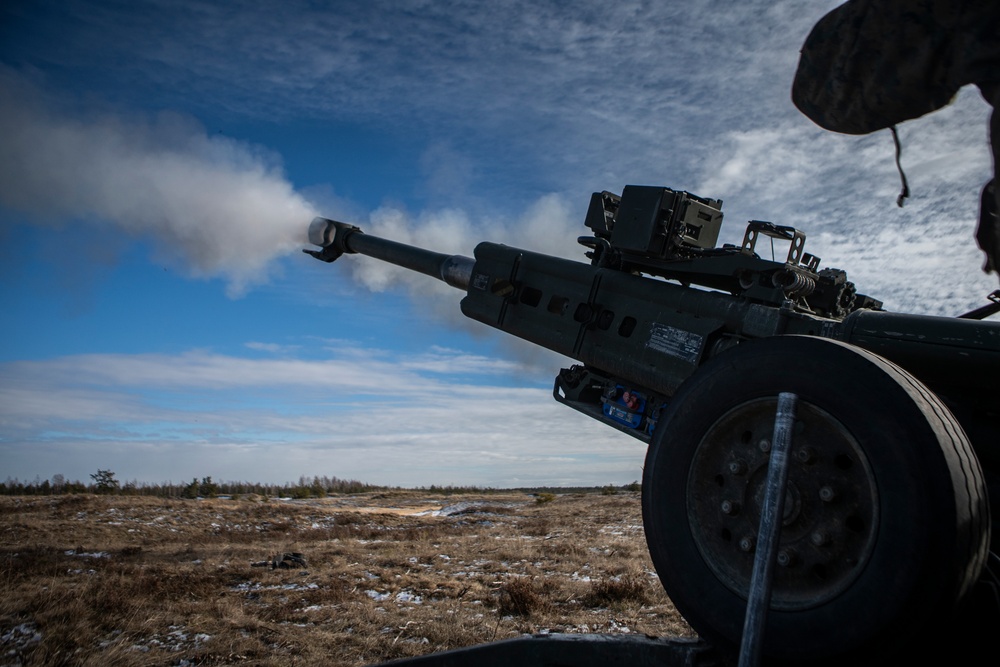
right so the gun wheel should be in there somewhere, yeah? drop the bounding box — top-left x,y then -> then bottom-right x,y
642,336 -> 990,665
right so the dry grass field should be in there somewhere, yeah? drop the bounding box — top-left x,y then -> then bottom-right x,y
0,491 -> 694,666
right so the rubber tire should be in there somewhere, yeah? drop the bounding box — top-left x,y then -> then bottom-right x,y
642,335 -> 990,665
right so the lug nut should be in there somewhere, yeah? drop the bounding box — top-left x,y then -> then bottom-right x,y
819,486 -> 836,502
777,549 -> 797,567
810,531 -> 829,547
721,500 -> 740,516
758,438 -> 771,453
795,447 -> 816,464
739,536 -> 756,553
728,460 -> 748,475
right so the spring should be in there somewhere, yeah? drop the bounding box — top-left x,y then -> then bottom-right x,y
772,270 -> 816,298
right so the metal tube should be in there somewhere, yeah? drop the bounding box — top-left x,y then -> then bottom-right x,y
739,392 -> 798,667
345,233 -> 475,290
307,217 -> 474,290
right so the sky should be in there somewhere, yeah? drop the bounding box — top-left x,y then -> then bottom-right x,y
1,0 -> 996,489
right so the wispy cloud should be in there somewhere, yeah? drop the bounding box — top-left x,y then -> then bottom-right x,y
0,344 -> 641,486
5,1 -> 994,313
4,2 -> 837,196
691,87 -> 995,315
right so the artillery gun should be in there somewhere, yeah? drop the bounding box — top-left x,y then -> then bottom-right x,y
306,185 -> 999,665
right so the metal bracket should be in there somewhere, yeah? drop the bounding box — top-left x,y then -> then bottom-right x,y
742,221 -> 811,267
958,289 -> 1000,320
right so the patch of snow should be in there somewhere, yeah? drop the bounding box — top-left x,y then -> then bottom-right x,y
394,591 -> 423,604
64,550 -> 109,558
232,581 -> 318,593
1,623 -> 42,653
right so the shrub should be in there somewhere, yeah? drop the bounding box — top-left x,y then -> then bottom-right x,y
585,572 -> 648,607
498,577 -> 542,617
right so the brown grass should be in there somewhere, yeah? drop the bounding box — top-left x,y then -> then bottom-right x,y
0,491 -> 693,666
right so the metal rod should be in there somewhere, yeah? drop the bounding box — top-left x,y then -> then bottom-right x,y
344,232 -> 474,290
306,217 -> 475,290
738,391 -> 798,667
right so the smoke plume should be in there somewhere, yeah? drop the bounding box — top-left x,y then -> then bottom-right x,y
349,192 -> 584,299
0,68 -> 317,295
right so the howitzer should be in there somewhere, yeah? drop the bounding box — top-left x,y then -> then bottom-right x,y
306,185 -> 999,665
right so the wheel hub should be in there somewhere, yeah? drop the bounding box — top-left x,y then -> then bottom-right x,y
686,398 -> 879,610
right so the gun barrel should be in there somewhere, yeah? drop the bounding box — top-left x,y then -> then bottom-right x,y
306,217 -> 475,290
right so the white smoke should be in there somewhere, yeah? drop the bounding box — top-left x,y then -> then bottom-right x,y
340,192 -> 588,368
0,68 -> 596,306
0,68 -> 317,296
350,192 -> 586,297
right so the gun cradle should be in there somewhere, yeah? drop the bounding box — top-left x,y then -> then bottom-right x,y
306,184 -> 1000,665
461,239 -> 998,451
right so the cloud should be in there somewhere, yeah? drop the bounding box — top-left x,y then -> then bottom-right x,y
692,89 -> 996,315
1,350 -> 435,395
0,345 -> 641,487
5,1 -> 838,198
8,2 -> 995,315
0,67 -> 317,295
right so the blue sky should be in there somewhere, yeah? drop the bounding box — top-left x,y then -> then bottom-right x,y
1,0 -> 996,488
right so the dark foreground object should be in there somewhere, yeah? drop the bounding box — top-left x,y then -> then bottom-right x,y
368,571 -> 999,667
310,183 -> 999,665
374,634 -> 725,667
371,599 -> 1000,667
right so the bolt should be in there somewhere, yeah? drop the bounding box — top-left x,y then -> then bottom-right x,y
728,459 -> 748,475
739,536 -> 756,553
721,500 -> 740,516
810,531 -> 829,547
819,486 -> 836,502
758,438 -> 771,453
795,447 -> 816,464
777,549 -> 797,567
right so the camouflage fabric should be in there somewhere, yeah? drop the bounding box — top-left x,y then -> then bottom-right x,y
977,180 -> 997,274
792,0 -> 1000,134
793,0 -> 1000,277
977,84 -> 999,275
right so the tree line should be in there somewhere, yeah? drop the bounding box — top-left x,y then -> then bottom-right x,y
0,471 -> 380,498
2,470 -> 642,498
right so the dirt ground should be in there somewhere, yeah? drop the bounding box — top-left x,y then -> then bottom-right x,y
0,491 -> 694,666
